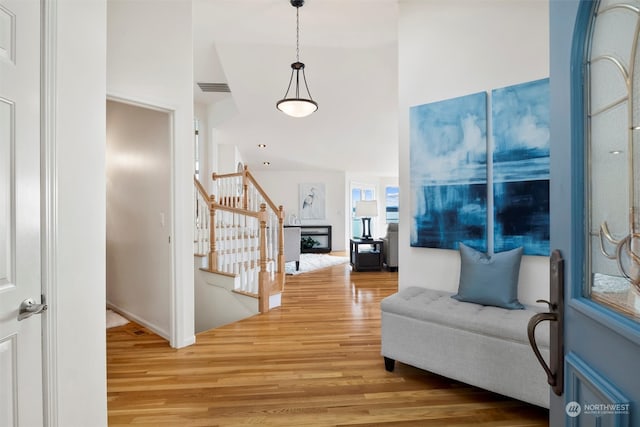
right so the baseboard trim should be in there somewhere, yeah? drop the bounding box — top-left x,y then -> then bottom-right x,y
106,302 -> 170,342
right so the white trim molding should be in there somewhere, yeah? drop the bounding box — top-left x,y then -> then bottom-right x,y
41,0 -> 58,425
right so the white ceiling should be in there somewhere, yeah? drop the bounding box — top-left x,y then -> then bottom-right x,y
193,0 -> 399,176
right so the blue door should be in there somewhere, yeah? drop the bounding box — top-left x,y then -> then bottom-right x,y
550,0 -> 640,425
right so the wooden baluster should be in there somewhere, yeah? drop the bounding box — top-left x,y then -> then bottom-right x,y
194,188 -> 198,254
202,196 -> 208,255
196,195 -> 201,254
225,179 -> 229,207
234,212 -> 239,277
251,216 -> 257,289
204,202 -> 210,255
228,211 -> 233,273
218,212 -> 223,272
270,213 -> 276,267
232,177 -> 236,208
277,205 -> 285,292
227,179 -> 230,207
258,203 -> 268,313
229,212 -> 233,275
224,180 -> 229,207
243,215 -> 249,292
211,171 -> 217,208
243,168 -> 249,210
209,195 -> 217,271
221,211 -> 227,273
238,212 -> 242,281
258,189 -> 262,213
196,195 -> 200,254
227,212 -> 231,275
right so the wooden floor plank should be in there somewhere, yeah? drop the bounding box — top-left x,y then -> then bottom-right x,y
107,261 -> 549,426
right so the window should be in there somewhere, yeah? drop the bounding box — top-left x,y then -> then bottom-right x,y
351,184 -> 375,238
585,1 -> 640,321
385,186 -> 399,224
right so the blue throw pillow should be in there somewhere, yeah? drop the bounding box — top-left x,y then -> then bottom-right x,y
452,243 -> 525,309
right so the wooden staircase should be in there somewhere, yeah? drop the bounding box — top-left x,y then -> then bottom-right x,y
194,166 -> 285,315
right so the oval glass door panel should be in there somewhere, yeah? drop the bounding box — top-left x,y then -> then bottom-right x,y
588,0 -> 640,321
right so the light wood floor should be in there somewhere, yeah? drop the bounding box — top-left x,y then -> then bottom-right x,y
107,260 -> 549,426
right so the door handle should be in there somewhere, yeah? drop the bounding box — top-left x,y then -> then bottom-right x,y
17,297 -> 48,321
527,249 -> 564,396
528,310 -> 558,390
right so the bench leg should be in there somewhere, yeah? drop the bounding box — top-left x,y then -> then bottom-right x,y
384,357 -> 395,372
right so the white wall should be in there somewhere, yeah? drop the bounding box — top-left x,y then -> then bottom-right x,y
398,0 -> 550,305
217,144 -> 243,175
194,103 -> 210,185
107,0 -> 195,347
106,100 -> 172,339
251,170 -> 347,251
54,1 -> 107,425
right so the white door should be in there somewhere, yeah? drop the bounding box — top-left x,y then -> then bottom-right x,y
0,0 -> 44,426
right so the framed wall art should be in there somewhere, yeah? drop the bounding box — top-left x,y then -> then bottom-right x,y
410,92 -> 488,251
299,183 -> 325,220
492,78 -> 550,256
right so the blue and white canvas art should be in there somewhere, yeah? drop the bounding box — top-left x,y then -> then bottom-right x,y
492,78 -> 550,256
410,92 -> 488,251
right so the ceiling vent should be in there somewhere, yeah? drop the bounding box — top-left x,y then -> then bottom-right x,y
197,82 -> 231,93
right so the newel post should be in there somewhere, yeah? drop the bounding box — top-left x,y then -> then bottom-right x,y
242,165 -> 249,210
208,195 -> 217,271
258,203 -> 269,313
277,205 -> 285,292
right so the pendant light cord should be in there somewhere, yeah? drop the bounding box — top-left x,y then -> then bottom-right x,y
276,1 -> 318,116
296,6 -> 300,62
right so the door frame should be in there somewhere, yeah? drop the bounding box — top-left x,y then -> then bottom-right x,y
106,93 -> 180,347
42,0 -> 58,423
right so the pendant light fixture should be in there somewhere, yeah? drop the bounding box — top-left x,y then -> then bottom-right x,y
276,0 -> 318,118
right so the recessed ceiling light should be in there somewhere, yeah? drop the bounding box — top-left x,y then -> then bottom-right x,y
263,161 -> 271,166
609,150 -> 624,155
258,144 -> 267,148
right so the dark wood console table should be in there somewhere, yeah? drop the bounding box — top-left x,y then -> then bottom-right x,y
350,238 -> 383,271
300,225 -> 332,253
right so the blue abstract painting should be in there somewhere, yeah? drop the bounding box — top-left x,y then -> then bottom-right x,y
492,78 -> 550,256
410,92 -> 488,251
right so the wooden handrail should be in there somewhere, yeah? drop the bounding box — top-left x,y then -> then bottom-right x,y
194,176 -> 209,201
211,202 -> 260,219
245,169 -> 282,217
212,167 -> 282,219
211,171 -> 244,181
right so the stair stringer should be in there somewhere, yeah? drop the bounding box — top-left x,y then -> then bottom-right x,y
194,260 -> 259,333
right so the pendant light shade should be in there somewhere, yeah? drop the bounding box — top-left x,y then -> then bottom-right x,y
277,0 -> 317,117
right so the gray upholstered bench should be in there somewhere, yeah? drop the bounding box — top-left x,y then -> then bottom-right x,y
381,286 -> 550,408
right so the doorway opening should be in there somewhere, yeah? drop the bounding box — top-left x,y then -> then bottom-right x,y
105,99 -> 174,340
